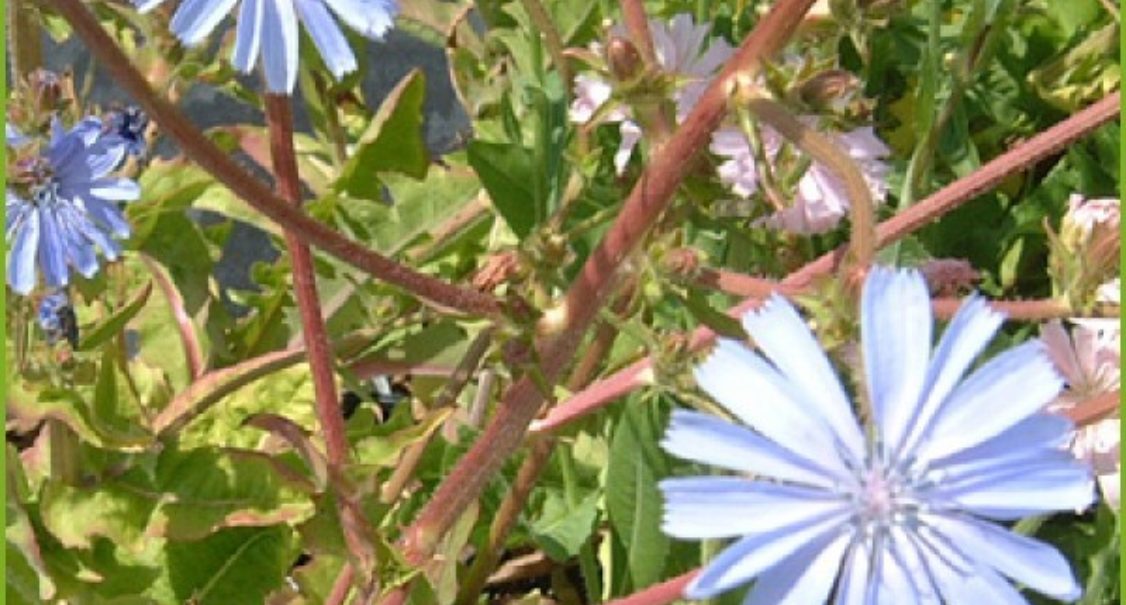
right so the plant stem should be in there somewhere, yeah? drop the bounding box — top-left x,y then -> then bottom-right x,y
8,0 -> 43,78
393,2 -> 820,570
620,0 -> 656,66
141,254 -> 204,380
741,97 -> 875,270
264,94 -> 350,467
378,328 -> 495,504
50,0 -> 502,318
602,571 -> 697,605
520,0 -> 572,93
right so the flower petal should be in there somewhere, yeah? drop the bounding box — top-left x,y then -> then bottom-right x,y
8,203 -> 40,294
260,0 -> 300,93
861,267 -> 933,456
170,0 -> 238,46
897,294 -> 1005,459
927,458 -> 1093,519
661,410 -> 839,487
231,0 -> 265,73
694,339 -> 851,479
919,341 -> 1064,461
923,514 -> 1081,601
660,476 -> 847,539
741,294 -> 865,463
322,0 -> 397,39
742,531 -> 850,605
89,178 -> 141,202
685,509 -> 851,599
295,0 -> 357,78
37,207 -> 70,288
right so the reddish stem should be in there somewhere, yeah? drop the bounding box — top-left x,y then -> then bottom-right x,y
391,0 -> 819,575
265,94 -> 350,467
604,571 -> 697,605
50,0 -> 502,317
141,254 -> 205,380
620,0 -> 656,65
1062,390 -> 1120,427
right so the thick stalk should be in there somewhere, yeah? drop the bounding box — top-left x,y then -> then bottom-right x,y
395,0 -> 819,569
264,95 -> 349,468
455,307 -> 625,604
620,0 -> 656,66
49,0 -> 502,317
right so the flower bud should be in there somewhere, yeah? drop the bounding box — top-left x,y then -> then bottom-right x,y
605,36 -> 643,83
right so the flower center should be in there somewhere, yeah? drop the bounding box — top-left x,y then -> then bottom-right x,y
850,459 -> 918,535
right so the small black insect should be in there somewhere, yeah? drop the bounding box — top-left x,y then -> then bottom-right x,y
340,375 -> 410,421
38,291 -> 79,348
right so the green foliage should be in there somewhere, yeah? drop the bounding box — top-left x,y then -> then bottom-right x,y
7,0 -> 1120,603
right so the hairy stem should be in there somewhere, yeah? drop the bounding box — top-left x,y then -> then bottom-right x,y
394,0 -> 819,570
264,94 -> 349,466
50,0 -> 502,317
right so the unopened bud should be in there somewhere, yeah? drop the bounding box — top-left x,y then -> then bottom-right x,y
798,69 -> 862,112
28,69 -> 63,113
606,36 -> 643,83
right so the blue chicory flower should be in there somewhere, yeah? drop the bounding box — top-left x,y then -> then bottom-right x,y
6,118 -> 140,295
135,0 -> 399,94
660,267 -> 1093,603
104,106 -> 150,159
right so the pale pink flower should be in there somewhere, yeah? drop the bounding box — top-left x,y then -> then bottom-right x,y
570,14 -> 733,174
1065,193 -> 1119,238
1040,319 -> 1120,509
712,123 -> 891,234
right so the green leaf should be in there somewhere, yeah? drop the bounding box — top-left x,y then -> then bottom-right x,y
147,446 -> 316,541
337,69 -> 429,200
78,281 -> 153,352
467,140 -> 538,238
39,475 -> 157,551
604,397 -> 669,591
165,526 -> 296,605
529,489 -> 599,562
